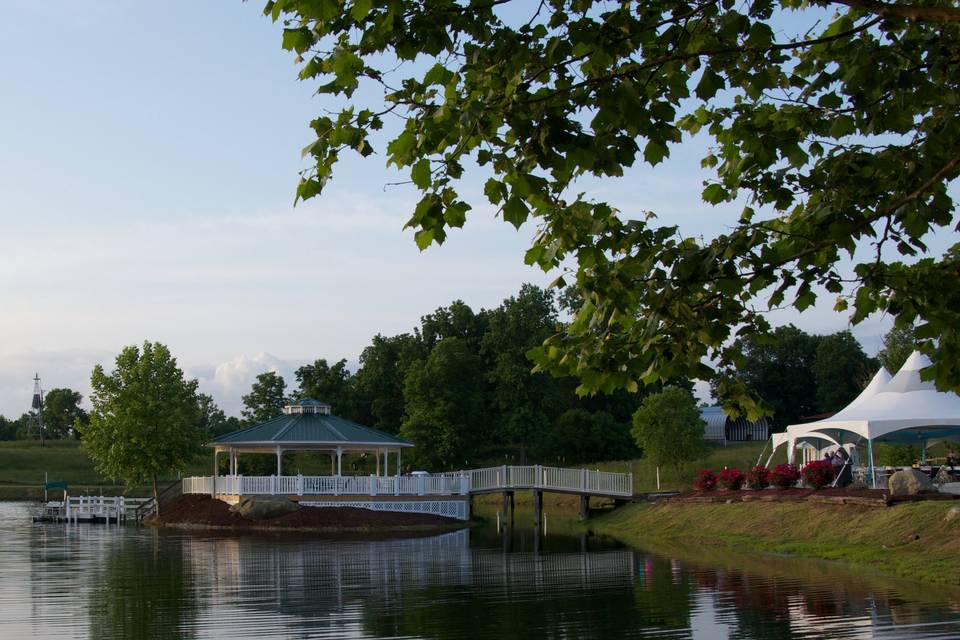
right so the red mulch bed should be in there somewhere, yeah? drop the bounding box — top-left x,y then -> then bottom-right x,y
156,495 -> 461,530
680,487 -> 886,500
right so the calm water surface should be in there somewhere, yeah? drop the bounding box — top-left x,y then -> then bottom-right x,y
1,501 -> 959,639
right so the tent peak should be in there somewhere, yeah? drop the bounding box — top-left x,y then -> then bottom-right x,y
897,350 -> 932,373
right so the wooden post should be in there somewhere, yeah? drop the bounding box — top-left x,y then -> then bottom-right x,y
533,489 -> 543,527
578,494 -> 589,521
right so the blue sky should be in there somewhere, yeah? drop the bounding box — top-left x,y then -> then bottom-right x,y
0,1 -> 951,417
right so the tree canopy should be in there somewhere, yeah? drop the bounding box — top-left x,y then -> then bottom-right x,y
631,386 -> 707,478
41,387 -> 88,439
241,371 -> 288,424
878,323 -> 918,372
83,341 -> 203,510
267,0 -> 960,418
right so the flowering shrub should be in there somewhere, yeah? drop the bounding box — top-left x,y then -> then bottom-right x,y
769,463 -> 800,489
802,460 -> 836,489
747,465 -> 771,490
694,469 -> 717,491
717,467 -> 745,490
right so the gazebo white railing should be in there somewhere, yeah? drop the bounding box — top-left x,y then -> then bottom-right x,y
184,472 -> 470,497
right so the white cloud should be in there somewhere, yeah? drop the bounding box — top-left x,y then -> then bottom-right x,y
190,352 -> 304,417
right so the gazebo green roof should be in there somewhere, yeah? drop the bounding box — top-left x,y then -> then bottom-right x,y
211,399 -> 413,448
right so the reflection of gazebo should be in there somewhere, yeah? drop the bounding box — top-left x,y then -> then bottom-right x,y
210,398 -> 413,477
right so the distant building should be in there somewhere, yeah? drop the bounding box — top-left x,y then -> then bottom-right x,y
699,406 -> 770,444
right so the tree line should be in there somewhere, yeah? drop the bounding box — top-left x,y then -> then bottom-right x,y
236,284 -> 645,469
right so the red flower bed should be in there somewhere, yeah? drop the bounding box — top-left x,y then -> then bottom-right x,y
747,465 -> 770,490
694,469 -> 717,491
769,463 -> 800,489
801,460 -> 836,489
717,467 -> 745,490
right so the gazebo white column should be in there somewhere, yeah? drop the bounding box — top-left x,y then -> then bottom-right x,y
275,446 -> 283,476
336,446 -> 343,476
212,449 -> 219,497
384,450 -> 389,476
397,448 -> 402,476
376,449 -> 381,476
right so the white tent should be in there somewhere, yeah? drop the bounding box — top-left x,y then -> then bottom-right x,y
769,351 -> 960,486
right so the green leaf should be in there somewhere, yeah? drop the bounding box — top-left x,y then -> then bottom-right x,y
644,140 -> 668,166
411,159 -> 431,189
702,184 -> 728,204
502,196 -> 529,228
351,0 -> 373,21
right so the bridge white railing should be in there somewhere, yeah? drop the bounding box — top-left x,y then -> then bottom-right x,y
466,465 -> 633,497
183,465 -> 632,498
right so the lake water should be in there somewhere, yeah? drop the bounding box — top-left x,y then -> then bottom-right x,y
2,501 -> 959,639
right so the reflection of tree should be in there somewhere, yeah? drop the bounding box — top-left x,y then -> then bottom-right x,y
362,550 -> 693,640
86,532 -> 199,640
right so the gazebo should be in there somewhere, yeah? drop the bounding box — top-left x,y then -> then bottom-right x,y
768,351 -> 960,485
210,398 -> 413,478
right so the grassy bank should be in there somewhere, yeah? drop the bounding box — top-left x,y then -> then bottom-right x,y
589,500 -> 960,584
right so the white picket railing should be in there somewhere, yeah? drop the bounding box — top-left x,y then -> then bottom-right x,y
183,465 -> 632,498
183,473 -> 471,498
466,465 -> 633,497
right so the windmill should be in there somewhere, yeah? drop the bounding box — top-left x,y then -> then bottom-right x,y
31,373 -> 45,447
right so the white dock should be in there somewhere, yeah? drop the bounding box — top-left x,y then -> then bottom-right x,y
35,496 -> 154,524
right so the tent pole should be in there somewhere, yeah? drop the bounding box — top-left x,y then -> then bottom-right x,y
755,439 -> 770,467
867,439 -> 876,489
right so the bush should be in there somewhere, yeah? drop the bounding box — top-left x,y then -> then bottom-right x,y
693,469 -> 717,491
769,463 -> 800,489
717,467 -> 745,490
802,460 -> 836,489
747,465 -> 770,490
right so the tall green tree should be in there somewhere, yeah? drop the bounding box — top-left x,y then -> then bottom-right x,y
270,0 -> 960,417
241,372 -> 287,424
294,358 -> 355,416
41,388 -> 88,439
631,386 -> 707,480
481,284 -> 563,460
878,324 -> 918,373
400,337 -> 484,470
722,325 -> 822,429
82,341 -> 202,511
352,333 -> 424,433
812,331 -> 876,412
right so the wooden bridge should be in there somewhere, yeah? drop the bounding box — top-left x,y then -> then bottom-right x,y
183,464 -> 633,522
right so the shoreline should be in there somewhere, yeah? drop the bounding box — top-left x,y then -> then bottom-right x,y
585,499 -> 960,585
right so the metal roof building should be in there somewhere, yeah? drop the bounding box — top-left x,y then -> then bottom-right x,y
210,398 -> 412,477
699,406 -> 771,444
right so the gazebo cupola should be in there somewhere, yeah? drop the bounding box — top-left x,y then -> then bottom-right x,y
284,398 -> 331,415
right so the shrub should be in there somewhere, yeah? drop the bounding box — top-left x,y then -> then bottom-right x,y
769,463 -> 800,489
802,460 -> 836,489
747,465 -> 770,490
717,467 -> 745,490
693,469 -> 717,491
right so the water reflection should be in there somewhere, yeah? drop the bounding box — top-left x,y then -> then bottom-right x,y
3,502 -> 960,639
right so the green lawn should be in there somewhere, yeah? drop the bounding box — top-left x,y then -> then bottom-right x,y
588,441 -> 785,493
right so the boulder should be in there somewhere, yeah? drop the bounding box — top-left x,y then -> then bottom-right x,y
945,507 -> 960,523
887,469 -> 934,496
229,496 -> 300,520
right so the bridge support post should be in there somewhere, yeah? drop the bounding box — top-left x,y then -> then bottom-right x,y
579,494 -> 589,521
502,490 -> 514,524
533,490 -> 543,527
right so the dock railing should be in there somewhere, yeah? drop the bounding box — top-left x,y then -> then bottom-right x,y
183,465 -> 632,499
